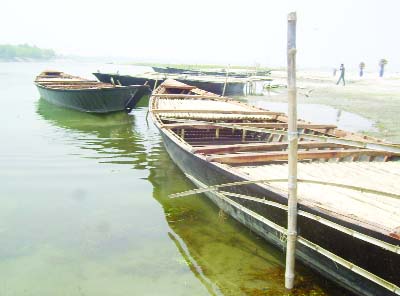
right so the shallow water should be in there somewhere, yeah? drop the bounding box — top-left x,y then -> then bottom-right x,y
245,94 -> 377,134
0,61 -> 356,295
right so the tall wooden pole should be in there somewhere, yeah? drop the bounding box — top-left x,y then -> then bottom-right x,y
222,64 -> 230,97
285,11 -> 298,290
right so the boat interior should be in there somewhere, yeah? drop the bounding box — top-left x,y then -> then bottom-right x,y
35,71 -> 120,89
151,79 -> 400,238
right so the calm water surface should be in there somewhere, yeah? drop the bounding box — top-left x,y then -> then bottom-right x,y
0,61 -> 356,296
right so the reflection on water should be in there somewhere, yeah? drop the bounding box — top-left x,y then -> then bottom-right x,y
146,137 -> 352,295
36,99 -> 148,168
0,62 -> 352,296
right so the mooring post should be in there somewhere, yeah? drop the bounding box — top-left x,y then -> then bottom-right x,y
222,64 -> 230,96
153,79 -> 158,91
285,11 -> 298,290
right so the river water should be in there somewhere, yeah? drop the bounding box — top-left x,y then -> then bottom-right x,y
0,61 -> 363,296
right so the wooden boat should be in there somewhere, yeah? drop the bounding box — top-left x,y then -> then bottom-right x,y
93,72 -> 247,96
35,71 -> 150,113
149,79 -> 400,296
152,66 -> 271,78
36,98 -> 147,167
152,66 -> 198,75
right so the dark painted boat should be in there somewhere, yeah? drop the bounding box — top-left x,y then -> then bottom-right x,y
152,66 -> 198,75
93,72 -> 246,96
93,72 -> 161,90
35,71 -> 150,113
151,66 -> 271,78
149,79 -> 400,296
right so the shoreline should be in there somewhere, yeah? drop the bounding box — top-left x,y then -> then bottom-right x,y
259,70 -> 400,143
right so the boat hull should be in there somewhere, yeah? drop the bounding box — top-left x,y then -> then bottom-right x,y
151,66 -> 265,78
158,128 -> 400,296
36,84 -> 146,113
93,73 -> 245,96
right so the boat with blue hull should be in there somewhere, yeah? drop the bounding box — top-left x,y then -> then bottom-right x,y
150,79 -> 400,296
35,71 -> 150,113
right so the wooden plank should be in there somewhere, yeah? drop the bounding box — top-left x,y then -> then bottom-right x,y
40,84 -> 107,87
193,141 -> 356,154
153,109 -> 284,115
35,79 -> 94,83
163,85 -> 196,90
238,123 -> 337,129
163,118 -> 400,153
207,149 -> 397,164
162,122 -> 337,129
153,94 -> 224,99
163,123 -> 218,130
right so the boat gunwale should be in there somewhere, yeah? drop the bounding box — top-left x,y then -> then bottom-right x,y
149,78 -> 400,296
153,117 -> 400,293
149,79 -> 400,239
35,82 -> 146,92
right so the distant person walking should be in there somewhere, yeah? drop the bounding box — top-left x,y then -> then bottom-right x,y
359,62 -> 365,77
336,64 -> 345,85
379,58 -> 388,77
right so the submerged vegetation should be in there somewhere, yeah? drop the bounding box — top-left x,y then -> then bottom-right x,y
0,44 -> 56,61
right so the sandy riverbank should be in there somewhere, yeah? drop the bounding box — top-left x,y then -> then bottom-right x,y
262,70 -> 400,142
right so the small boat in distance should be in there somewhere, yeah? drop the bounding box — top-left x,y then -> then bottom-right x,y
150,79 -> 400,296
151,66 -> 271,78
93,72 -> 248,96
35,71 -> 150,113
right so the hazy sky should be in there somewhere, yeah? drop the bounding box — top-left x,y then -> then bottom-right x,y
1,0 -> 399,70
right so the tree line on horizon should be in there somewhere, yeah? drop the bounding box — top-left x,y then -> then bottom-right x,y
0,44 -> 56,60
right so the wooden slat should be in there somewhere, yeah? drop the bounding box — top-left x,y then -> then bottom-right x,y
237,123 -> 337,129
193,141 -> 357,154
46,86 -> 113,89
162,122 -> 337,129
40,84 -> 109,87
207,149 -> 397,164
163,117 -> 400,153
35,79 -> 94,83
153,109 -> 284,115
163,123 -> 220,130
163,85 -> 196,90
153,94 -> 224,99
37,80 -> 96,83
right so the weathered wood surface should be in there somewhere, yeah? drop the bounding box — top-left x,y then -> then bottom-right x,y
156,98 -> 260,113
163,84 -> 196,90
285,11 -> 298,289
163,122 -> 337,130
37,80 -> 97,84
207,149 -> 397,164
155,80 -> 388,145
237,161 -> 400,233
153,109 -> 284,115
192,141 -> 356,154
35,71 -> 114,90
153,94 -> 224,99
150,78 -> 400,295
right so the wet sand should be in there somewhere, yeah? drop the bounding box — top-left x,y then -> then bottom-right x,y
263,70 -> 400,143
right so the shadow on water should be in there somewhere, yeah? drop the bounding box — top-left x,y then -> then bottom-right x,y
145,139 -> 354,296
35,99 -> 353,296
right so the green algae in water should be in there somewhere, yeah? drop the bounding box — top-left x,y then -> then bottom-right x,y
0,62 -> 354,296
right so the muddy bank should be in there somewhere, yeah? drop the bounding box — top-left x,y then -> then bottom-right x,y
256,70 -> 400,142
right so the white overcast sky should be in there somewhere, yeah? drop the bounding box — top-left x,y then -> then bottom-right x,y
0,0 -> 398,70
